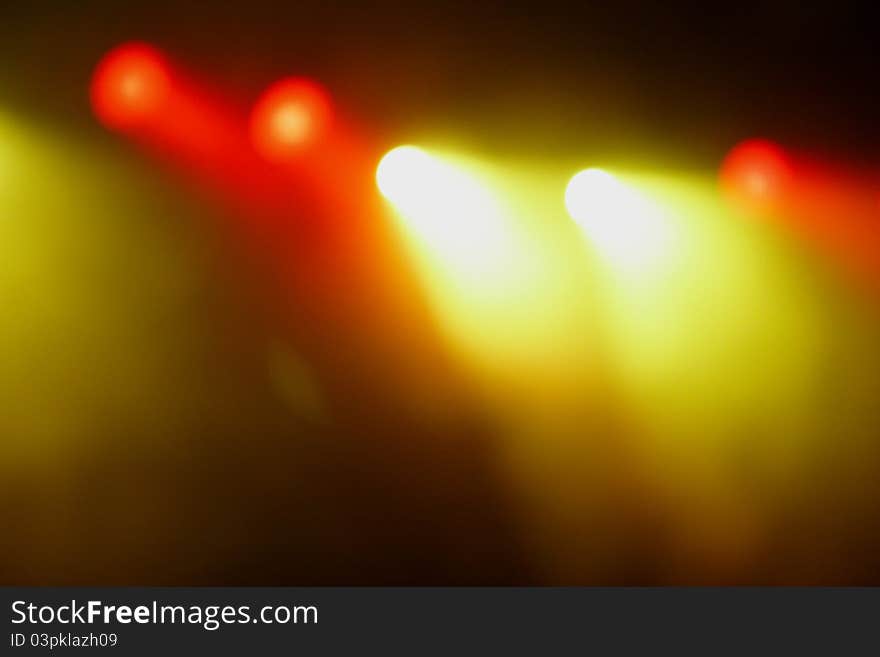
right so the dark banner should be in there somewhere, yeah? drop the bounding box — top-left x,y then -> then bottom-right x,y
1,588 -> 876,654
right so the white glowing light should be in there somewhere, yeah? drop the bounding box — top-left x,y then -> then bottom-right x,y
565,168 -> 670,269
376,145 -> 510,276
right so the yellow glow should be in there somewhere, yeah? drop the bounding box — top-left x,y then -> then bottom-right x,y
380,149 -> 852,581
0,111 -> 210,469
5,111 -> 876,583
0,114 -> 14,197
565,167 -> 671,270
375,145 -> 567,379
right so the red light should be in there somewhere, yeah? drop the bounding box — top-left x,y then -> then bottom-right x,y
250,78 -> 332,162
720,139 -> 792,213
91,42 -> 171,131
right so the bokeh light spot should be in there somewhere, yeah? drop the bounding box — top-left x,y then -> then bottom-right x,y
720,139 -> 792,213
90,42 -> 171,131
250,78 -> 332,162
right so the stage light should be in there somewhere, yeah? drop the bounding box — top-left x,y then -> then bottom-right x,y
565,168 -> 620,226
90,42 -> 171,131
376,145 -> 510,275
376,145 -> 434,207
250,78 -> 332,162
376,146 -> 564,378
720,139 -> 792,213
564,168 -> 669,269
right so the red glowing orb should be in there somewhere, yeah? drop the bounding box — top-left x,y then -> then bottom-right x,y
250,78 -> 332,162
91,42 -> 171,131
720,139 -> 792,212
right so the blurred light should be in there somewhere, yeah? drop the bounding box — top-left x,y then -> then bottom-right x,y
376,145 -> 432,204
90,42 -> 171,131
564,168 -> 669,269
376,145 -> 511,276
250,78 -> 332,162
720,139 -> 792,213
376,146 -> 578,384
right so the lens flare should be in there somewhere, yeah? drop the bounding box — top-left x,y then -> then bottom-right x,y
565,168 -> 670,269
720,139 -> 792,213
250,78 -> 332,162
90,42 -> 171,131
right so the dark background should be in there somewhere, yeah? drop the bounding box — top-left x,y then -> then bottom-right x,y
2,1 -> 878,164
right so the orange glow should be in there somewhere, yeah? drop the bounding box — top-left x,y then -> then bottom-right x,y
720,139 -> 792,213
785,163 -> 880,290
91,42 -> 295,216
720,139 -> 880,294
249,78 -> 332,162
90,42 -> 171,131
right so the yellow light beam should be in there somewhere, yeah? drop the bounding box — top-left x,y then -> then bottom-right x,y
376,145 -> 513,280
